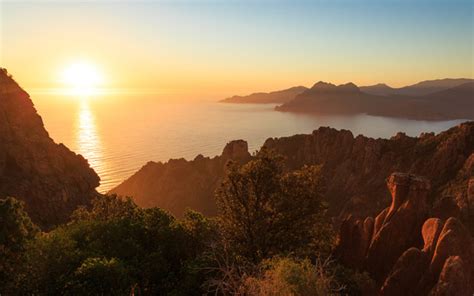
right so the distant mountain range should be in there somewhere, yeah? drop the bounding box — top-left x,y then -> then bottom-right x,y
360,78 -> 474,96
222,78 -> 474,120
220,86 -> 307,104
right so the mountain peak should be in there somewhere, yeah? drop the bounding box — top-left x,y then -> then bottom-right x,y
0,68 -> 100,228
311,81 -> 336,90
337,82 -> 360,92
309,81 -> 360,94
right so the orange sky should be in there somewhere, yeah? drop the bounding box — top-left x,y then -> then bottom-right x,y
1,1 -> 472,99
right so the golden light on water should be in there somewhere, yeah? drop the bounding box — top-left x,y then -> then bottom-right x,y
61,61 -> 105,96
76,100 -> 104,189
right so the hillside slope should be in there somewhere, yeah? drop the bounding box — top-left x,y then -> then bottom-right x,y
0,69 -> 100,228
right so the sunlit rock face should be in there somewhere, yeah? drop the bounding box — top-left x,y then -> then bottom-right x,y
264,122 -> 474,219
0,69 -> 100,228
335,173 -> 474,295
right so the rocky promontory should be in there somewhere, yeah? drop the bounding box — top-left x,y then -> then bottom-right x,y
110,140 -> 251,216
0,69 -> 100,228
220,86 -> 307,104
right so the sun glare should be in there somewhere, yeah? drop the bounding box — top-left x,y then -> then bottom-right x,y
61,61 -> 104,96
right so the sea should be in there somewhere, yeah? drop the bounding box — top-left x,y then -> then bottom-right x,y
32,92 -> 465,192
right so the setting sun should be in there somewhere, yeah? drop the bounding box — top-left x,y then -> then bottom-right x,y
61,61 -> 104,95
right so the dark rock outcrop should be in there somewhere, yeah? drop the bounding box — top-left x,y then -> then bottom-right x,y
0,69 -> 100,228
381,247 -> 430,296
110,140 -> 251,217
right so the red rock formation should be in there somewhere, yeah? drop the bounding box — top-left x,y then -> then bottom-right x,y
366,173 -> 430,281
336,173 -> 474,295
381,247 -> 430,296
0,69 -> 99,228
430,256 -> 470,296
421,218 -> 444,256
264,122 -> 474,220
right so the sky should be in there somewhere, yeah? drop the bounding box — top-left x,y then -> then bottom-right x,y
0,0 -> 473,98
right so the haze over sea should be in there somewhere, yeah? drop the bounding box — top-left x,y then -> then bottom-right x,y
33,92 -> 465,192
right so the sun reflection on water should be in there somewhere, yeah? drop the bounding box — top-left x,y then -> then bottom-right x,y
76,99 -> 104,190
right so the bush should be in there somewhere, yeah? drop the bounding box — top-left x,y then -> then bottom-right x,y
13,195 -> 215,295
66,257 -> 130,295
0,197 -> 38,292
243,257 -> 343,296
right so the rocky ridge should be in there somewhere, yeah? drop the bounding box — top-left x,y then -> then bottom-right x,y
276,81 -> 474,120
112,122 -> 474,223
110,140 -> 251,216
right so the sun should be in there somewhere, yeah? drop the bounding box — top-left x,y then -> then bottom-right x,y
61,61 -> 104,96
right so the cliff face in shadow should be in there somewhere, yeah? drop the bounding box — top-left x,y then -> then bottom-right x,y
276,81 -> 474,120
221,86 -> 307,104
0,69 -> 100,228
110,140 -> 251,217
111,121 -> 474,222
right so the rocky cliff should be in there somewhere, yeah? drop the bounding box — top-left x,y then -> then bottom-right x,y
335,173 -> 474,295
110,140 -> 251,216
264,121 -> 474,219
0,69 -> 100,228
112,121 -> 474,221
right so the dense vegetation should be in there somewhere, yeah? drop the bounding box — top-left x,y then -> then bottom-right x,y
0,149 -> 371,295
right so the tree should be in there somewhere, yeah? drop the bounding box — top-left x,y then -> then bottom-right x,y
67,257 -> 130,295
0,197 -> 38,291
14,195 -> 214,295
216,148 -> 331,263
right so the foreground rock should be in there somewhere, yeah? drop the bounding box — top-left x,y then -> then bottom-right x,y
335,173 -> 474,295
0,69 -> 100,228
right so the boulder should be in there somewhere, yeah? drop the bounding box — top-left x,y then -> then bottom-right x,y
429,256 -> 470,296
421,218 -> 444,256
380,247 -> 430,296
429,218 -> 473,280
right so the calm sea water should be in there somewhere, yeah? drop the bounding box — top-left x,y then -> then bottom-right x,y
32,93 -> 465,192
